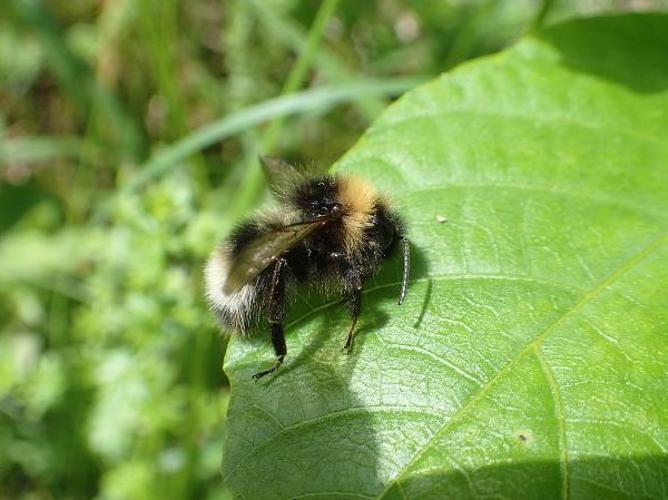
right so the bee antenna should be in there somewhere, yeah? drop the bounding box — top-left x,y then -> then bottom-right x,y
398,237 -> 410,305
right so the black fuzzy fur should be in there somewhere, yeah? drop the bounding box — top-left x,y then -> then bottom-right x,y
210,175 -> 406,379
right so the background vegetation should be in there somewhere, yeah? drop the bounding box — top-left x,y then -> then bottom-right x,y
1,1 -> 666,499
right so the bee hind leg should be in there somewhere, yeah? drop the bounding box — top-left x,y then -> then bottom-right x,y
252,258 -> 288,381
251,323 -> 286,381
342,288 -> 362,354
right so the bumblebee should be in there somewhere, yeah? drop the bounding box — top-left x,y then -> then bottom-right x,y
204,157 -> 410,380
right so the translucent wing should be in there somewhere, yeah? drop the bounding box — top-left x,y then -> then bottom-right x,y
260,155 -> 329,196
223,216 -> 334,294
260,156 -> 303,197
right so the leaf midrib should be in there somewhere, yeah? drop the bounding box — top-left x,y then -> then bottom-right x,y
376,229 -> 668,499
536,348 -> 569,500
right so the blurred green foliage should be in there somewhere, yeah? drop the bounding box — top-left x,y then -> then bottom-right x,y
1,1 -> 666,499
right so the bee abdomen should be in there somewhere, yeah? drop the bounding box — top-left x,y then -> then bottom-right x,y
204,248 -> 262,335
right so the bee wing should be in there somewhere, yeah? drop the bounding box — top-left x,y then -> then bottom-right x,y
260,156 -> 329,196
259,156 -> 301,196
223,217 -> 331,294
260,156 -> 298,180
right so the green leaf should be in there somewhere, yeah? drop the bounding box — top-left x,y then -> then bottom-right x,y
222,14 -> 668,499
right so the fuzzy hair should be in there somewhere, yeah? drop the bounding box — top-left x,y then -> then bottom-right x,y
204,247 -> 260,335
336,175 -> 378,255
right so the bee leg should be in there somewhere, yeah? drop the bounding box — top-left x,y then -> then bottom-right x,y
342,288 -> 361,354
251,323 -> 286,381
252,258 -> 288,381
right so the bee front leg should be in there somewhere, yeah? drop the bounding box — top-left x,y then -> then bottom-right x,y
252,258 -> 288,381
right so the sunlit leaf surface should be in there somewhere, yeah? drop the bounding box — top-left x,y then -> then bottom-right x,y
222,14 -> 668,499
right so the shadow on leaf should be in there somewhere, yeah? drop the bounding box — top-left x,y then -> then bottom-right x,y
380,454 -> 668,499
536,14 -> 668,93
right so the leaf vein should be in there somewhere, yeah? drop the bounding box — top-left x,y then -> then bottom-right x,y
535,348 -> 569,500
384,343 -> 483,386
402,183 -> 668,221
286,273 -> 585,330
375,230 -> 667,498
225,406 -> 445,483
374,107 -> 668,153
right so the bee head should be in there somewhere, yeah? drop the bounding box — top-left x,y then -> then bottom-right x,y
294,176 -> 343,218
